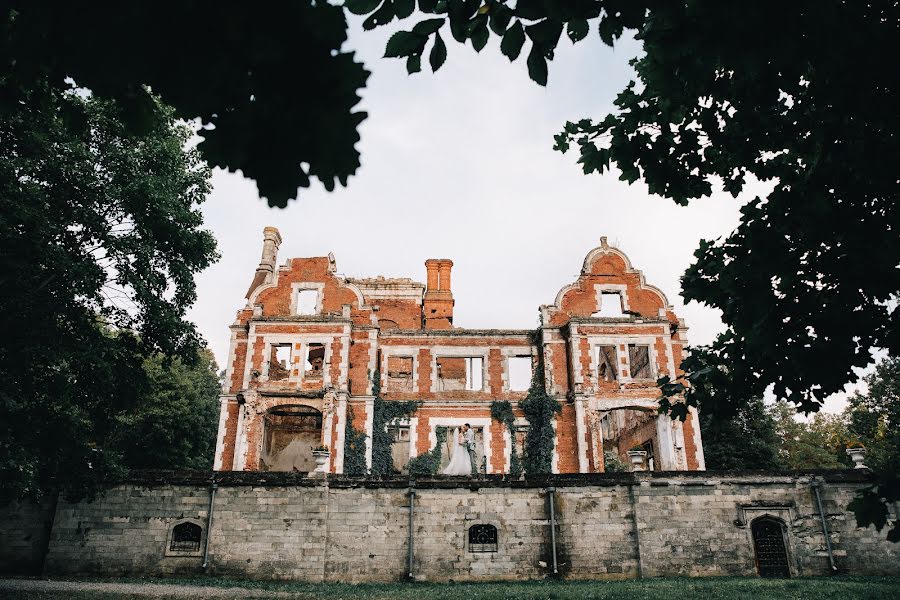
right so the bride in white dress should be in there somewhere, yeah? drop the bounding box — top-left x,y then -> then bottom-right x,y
442,427 -> 472,475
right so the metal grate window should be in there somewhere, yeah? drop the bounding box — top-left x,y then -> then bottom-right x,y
170,522 -> 202,552
752,518 -> 790,577
468,524 -> 498,553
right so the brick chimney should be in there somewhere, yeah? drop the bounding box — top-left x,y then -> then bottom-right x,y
423,259 -> 454,329
245,226 -> 282,298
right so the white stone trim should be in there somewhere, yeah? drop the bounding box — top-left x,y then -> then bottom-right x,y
222,326 -> 242,393
689,405 -> 706,470
289,282 -> 325,315
364,396 -> 375,469
500,346 -> 535,392
426,417 -> 495,474
380,346 -> 422,393
593,283 -> 631,314
212,396 -> 232,471
575,397 -> 588,473
334,395 -> 347,473
259,334 -> 333,385
431,347 -> 491,393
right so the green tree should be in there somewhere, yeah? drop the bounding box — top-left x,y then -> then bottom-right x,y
110,350 -> 221,471
846,358 -> 900,542
0,87 -> 217,501
1,1 -> 369,207
768,401 -> 847,470
700,397 -> 780,471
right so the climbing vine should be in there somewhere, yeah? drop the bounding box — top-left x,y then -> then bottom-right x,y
369,369 -> 420,476
490,400 -> 522,477
407,426 -> 448,476
519,330 -> 561,474
342,404 -> 368,476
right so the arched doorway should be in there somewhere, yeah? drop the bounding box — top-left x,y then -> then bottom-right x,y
752,517 -> 790,577
259,405 -> 323,472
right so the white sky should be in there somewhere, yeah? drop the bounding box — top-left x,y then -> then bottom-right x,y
187,17 -> 856,413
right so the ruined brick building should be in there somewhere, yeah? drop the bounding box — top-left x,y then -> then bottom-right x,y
213,227 -> 705,474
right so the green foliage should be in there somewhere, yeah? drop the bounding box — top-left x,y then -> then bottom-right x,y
700,398 -> 781,471
407,427 -> 447,476
342,405 -> 369,476
0,87 -> 217,502
1,2 -> 369,206
369,370 -> 420,476
769,401 -> 849,470
490,400 -> 522,477
846,357 -> 900,542
519,335 -> 560,475
109,350 -> 221,471
603,451 -> 627,473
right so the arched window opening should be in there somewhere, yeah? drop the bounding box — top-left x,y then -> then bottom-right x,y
752,517 -> 790,578
468,524 -> 498,553
260,405 -> 323,472
170,522 -> 202,553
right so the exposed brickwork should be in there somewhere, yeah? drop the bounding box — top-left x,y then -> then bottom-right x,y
214,230 -> 703,475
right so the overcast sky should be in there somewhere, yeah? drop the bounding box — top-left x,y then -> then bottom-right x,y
187,17 -> 854,413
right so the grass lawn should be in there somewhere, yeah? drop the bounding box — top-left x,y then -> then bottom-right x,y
3,576 -> 900,600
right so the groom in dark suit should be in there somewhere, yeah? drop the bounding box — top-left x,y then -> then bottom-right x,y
463,423 -> 477,475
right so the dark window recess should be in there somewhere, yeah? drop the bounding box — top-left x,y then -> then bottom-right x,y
642,440 -> 656,471
269,344 -> 292,381
598,345 -> 618,382
752,518 -> 790,578
306,343 -> 325,378
170,522 -> 202,552
628,345 -> 652,379
468,524 -> 498,553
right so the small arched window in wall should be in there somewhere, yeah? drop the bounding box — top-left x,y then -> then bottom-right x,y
751,517 -> 790,577
468,524 -> 498,553
167,521 -> 203,556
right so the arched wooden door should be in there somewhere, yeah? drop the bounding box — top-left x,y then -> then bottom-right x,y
752,517 -> 790,577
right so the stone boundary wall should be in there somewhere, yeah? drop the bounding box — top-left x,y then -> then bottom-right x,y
3,471 -> 899,581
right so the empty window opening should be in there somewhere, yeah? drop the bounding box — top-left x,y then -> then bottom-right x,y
595,292 -> 624,317
752,518 -> 790,578
295,289 -> 319,315
260,405 -> 323,472
628,345 -> 652,379
387,356 -> 414,392
642,440 -> 656,471
437,356 -> 483,391
305,343 -> 325,378
600,408 -> 658,472
507,356 -> 533,391
388,425 -> 411,474
269,344 -> 292,381
170,522 -> 202,552
597,345 -> 618,382
468,524 -> 498,553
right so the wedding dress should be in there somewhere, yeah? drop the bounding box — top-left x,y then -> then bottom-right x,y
442,427 -> 472,475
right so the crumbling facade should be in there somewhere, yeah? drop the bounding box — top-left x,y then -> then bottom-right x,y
213,227 -> 704,474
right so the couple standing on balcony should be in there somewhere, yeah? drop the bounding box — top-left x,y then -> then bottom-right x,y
442,423 -> 478,476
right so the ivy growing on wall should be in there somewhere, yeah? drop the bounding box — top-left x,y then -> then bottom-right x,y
369,369 -> 420,476
519,331 -> 561,474
407,426 -> 447,476
342,404 -> 368,476
490,400 -> 522,477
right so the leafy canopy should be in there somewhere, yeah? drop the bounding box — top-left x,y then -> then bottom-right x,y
1,1 -> 369,207
0,86 -> 218,501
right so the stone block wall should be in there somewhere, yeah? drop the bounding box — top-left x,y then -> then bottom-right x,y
4,471 -> 898,582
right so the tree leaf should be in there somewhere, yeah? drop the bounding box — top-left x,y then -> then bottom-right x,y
363,1 -> 396,30
500,21 -> 525,61
345,0 -> 382,15
407,54 -> 422,74
384,31 -> 426,58
526,43 -> 547,85
526,19 -> 563,48
489,6 -> 512,35
419,0 -> 439,11
430,32 -> 447,71
470,18 -> 489,52
567,18 -> 589,43
394,0 -> 415,19
413,17 -> 446,35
